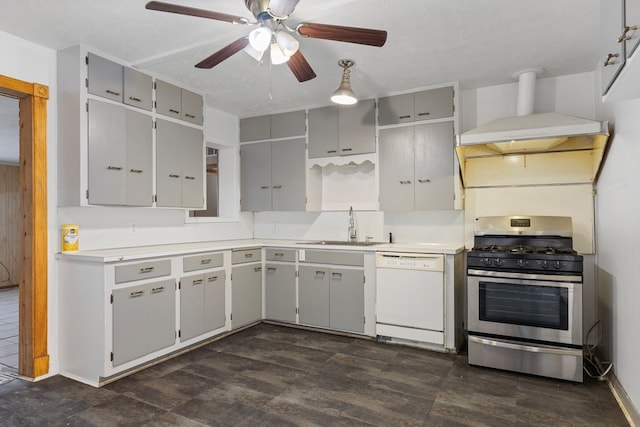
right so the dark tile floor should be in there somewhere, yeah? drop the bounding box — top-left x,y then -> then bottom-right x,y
0,323 -> 630,426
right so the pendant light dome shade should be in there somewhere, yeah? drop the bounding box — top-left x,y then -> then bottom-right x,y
249,26 -> 272,52
331,59 -> 357,105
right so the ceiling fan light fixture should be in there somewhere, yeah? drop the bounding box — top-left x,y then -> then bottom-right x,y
248,26 -> 272,52
243,43 -> 265,61
270,42 -> 290,64
331,59 -> 358,105
274,30 -> 299,57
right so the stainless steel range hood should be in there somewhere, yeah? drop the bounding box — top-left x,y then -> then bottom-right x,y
456,70 -> 610,187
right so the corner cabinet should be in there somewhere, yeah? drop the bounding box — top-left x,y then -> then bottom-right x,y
57,44 -> 205,208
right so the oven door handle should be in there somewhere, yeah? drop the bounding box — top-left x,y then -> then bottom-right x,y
468,269 -> 582,284
469,335 -> 583,356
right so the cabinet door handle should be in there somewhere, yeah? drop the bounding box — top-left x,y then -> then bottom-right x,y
399,180 -> 412,184
315,271 -> 325,279
130,290 -> 145,297
331,272 -> 342,280
207,275 -> 218,281
185,176 -> 196,180
192,279 -> 203,285
398,115 -> 412,119
254,267 -> 262,272
105,89 -> 121,96
274,252 -> 284,257
272,185 -> 282,189
151,286 -> 165,293
139,266 -> 155,273
267,267 -> 277,272
184,113 -> 196,119
418,179 -> 431,183
617,25 -> 638,43
260,186 -> 270,189
169,109 -> 180,115
327,150 -> 337,154
604,53 -> 620,66
129,169 -> 143,173
200,259 -> 211,265
341,148 -> 352,152
128,96 -> 142,103
107,166 -> 123,171
417,112 -> 431,117
169,174 -> 180,178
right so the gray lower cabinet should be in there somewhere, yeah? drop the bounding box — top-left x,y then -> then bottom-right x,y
240,139 -> 305,211
264,263 -> 297,322
180,270 -> 226,341
231,263 -> 263,329
379,121 -> 454,211
87,99 -> 153,206
112,279 -> 176,366
299,265 -> 364,333
156,119 -> 204,208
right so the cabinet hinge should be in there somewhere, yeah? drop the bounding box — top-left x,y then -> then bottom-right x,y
110,294 -> 113,304
364,316 -> 366,324
85,78 -> 88,89
154,100 -> 157,110
153,81 -> 156,90
178,280 -> 181,290
296,307 -> 299,314
295,270 -> 299,278
86,189 -> 89,200
363,276 -> 366,283
178,330 -> 181,338
154,194 -> 157,203
110,352 -> 113,362
85,55 -> 89,65
86,102 -> 89,112
230,313 -> 233,320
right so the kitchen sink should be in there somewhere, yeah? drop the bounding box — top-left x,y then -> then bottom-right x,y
299,240 -> 385,246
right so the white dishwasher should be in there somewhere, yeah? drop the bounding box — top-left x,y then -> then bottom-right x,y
375,252 -> 445,346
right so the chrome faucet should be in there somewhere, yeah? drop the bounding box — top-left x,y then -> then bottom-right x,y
348,206 -> 357,242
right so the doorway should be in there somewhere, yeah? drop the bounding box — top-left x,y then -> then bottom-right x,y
0,74 -> 49,379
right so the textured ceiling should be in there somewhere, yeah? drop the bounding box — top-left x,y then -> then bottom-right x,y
0,0 -> 600,120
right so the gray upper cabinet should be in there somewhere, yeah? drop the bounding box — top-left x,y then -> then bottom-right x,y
87,53 -> 123,103
308,99 -> 375,158
156,119 -> 204,208
378,87 -> 454,126
123,67 -> 153,111
601,0 -> 626,95
626,1 -> 640,58
378,126 -> 415,211
239,110 -> 306,142
156,80 -> 204,125
125,108 -> 154,206
240,141 -> 272,211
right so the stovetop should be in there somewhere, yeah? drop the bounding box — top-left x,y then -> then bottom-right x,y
471,244 -> 577,255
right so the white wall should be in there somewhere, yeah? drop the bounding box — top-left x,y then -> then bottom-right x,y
0,30 -> 59,375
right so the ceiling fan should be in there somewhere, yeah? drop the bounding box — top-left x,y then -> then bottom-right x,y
145,0 -> 387,82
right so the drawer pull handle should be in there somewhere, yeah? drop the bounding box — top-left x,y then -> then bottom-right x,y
272,185 -> 282,189
208,276 -> 218,281
254,267 -> 262,272
418,179 -> 431,183
332,272 -> 342,279
200,259 -> 211,264
169,174 -> 180,178
244,253 -> 254,258
327,150 -> 337,154
274,252 -> 284,257
617,25 -> 638,43
105,89 -> 121,96
341,148 -> 352,152
151,286 -> 165,292
399,180 -> 412,184
604,53 -> 620,66
130,290 -> 145,297
267,267 -> 277,272
128,96 -> 142,103
139,266 -> 155,273
129,169 -> 143,173
315,271 -> 325,278
185,113 -> 196,119
185,176 -> 196,180
169,109 -> 180,115
417,112 -> 431,117
192,279 -> 203,285
398,115 -> 412,119
107,166 -> 123,171
260,186 -> 270,189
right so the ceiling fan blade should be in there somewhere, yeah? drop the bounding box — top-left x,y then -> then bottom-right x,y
297,23 -> 387,47
287,50 -> 317,82
268,0 -> 300,18
195,38 -> 249,69
145,1 -> 248,25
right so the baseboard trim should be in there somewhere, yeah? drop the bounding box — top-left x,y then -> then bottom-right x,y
608,372 -> 639,427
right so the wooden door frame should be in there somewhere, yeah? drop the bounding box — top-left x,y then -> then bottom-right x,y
0,74 -> 49,378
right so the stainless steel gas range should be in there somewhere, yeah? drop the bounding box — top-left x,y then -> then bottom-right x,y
466,215 -> 584,382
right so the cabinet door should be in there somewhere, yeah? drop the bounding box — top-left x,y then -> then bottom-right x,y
308,106 -> 339,158
239,115 -> 271,142
378,93 -> 414,125
414,87 -> 454,121
601,0 -> 626,94
181,89 -> 204,125
626,0 -> 640,58
112,284 -> 148,366
146,280 -> 176,354
265,263 -> 297,322
414,121 -> 454,210
379,126 -> 414,212
204,270 -> 226,331
298,266 -> 330,328
271,138 -> 306,211
180,125 -> 205,209
88,99 -> 126,205
240,142 -> 272,211
338,99 -> 376,155
329,268 -> 364,333
231,264 -> 263,328
156,80 -> 182,119
180,273 -> 205,341
87,53 -> 123,102
270,110 -> 306,139
125,109 -> 153,206
156,120 -> 183,207
123,67 -> 153,111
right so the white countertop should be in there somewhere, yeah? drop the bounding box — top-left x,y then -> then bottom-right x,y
57,239 -> 465,263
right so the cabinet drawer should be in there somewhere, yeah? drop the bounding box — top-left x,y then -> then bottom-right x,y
183,252 -> 224,272
115,259 -> 171,284
302,250 -> 364,266
232,248 -> 262,264
265,248 -> 296,262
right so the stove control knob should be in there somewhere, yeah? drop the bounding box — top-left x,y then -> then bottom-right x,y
493,258 -> 503,266
517,259 -> 526,268
482,257 -> 492,266
541,260 -> 549,269
554,260 -> 562,269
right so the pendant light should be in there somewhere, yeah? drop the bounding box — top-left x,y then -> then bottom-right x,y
331,59 -> 357,105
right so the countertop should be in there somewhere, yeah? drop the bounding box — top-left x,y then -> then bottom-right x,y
57,239 -> 465,263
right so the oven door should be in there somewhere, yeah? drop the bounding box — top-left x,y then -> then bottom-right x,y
467,269 -> 582,346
